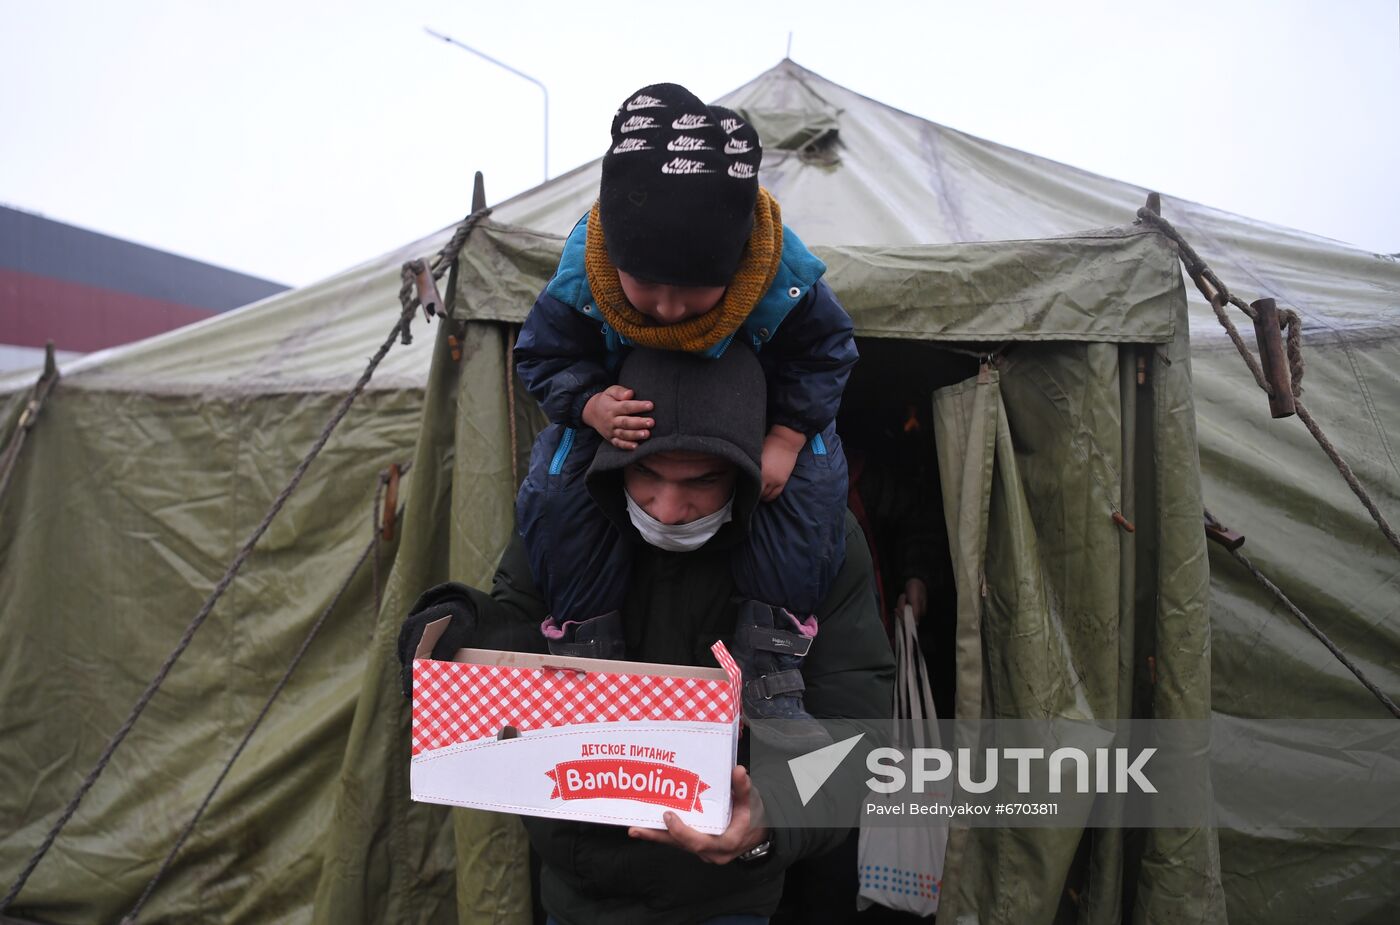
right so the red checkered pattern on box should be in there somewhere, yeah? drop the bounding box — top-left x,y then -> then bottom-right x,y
708,639 -> 742,707
412,641 -> 742,756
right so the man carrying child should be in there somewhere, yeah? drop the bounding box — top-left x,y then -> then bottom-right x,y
398,82 -> 891,924
400,344 -> 892,923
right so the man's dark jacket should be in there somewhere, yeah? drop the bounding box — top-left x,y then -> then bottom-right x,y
437,515 -> 894,925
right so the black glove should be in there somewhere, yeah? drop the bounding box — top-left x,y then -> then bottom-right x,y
397,582 -> 477,698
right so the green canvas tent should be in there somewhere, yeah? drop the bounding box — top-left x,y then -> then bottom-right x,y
2,60 -> 1396,924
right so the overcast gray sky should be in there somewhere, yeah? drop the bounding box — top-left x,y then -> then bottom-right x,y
3,0 -> 1397,288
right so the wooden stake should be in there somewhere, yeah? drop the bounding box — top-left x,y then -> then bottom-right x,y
1204,515 -> 1246,551
1250,298 -> 1296,418
412,260 -> 444,319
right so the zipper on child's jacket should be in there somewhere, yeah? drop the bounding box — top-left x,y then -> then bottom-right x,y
549,427 -> 576,475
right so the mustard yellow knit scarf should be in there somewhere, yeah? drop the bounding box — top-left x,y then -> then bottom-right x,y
585,187 -> 783,353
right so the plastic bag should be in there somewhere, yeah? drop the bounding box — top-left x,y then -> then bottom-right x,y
856,606 -> 947,917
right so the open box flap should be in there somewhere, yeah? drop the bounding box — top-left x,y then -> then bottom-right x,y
412,616 -> 452,659
709,640 -> 742,708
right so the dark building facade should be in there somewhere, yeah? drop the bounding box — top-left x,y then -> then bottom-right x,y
0,206 -> 288,372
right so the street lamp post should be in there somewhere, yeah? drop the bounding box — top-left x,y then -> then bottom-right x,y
425,27 -> 549,183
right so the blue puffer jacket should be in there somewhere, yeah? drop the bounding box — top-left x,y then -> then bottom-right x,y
514,213 -> 858,437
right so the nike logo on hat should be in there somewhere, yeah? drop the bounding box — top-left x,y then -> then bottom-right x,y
667,136 -> 711,152
661,157 -> 714,175
672,114 -> 711,130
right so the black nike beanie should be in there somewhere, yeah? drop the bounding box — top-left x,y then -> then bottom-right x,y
598,83 -> 763,287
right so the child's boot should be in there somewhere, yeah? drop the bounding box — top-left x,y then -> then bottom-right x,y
731,600 -> 832,753
540,611 -> 625,660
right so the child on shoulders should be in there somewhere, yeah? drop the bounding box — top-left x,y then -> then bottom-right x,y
514,83 -> 858,750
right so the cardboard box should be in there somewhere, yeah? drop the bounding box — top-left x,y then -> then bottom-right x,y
409,618 -> 743,834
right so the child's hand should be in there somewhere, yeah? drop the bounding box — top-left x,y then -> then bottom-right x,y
760,425 -> 806,502
583,385 -> 655,450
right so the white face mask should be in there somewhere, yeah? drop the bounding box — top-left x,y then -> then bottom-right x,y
625,490 -> 734,552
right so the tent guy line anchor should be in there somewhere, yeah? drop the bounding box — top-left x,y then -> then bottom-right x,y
1137,197 -> 1400,560
408,259 -> 444,321
0,206 -> 492,915
1141,195 -> 1400,719
396,205 -> 492,345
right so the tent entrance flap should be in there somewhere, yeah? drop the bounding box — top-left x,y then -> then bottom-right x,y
929,339 -> 1226,924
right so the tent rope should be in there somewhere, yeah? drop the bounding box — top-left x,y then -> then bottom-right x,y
0,205 -> 489,914
1206,512 -> 1400,720
119,500 -> 407,924
1137,207 -> 1400,558
0,343 -> 60,505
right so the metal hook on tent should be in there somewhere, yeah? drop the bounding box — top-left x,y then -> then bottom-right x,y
973,346 -> 1005,383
